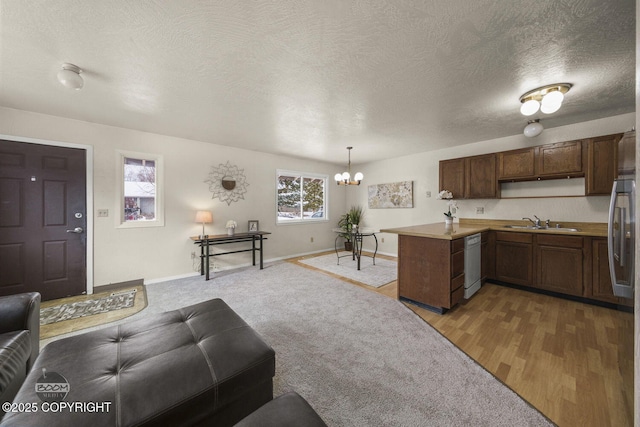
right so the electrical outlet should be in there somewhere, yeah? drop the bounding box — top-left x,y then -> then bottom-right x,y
97,209 -> 109,217
381,237 -> 385,243
310,237 -> 314,243
476,207 -> 484,214
191,251 -> 196,259
426,191 -> 431,198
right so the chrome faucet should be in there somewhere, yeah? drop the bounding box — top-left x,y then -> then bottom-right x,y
522,215 -> 546,228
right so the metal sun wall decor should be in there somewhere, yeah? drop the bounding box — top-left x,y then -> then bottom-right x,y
368,181 -> 413,208
205,161 -> 249,205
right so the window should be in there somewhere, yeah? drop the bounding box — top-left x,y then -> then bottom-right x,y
117,151 -> 164,228
276,170 -> 328,224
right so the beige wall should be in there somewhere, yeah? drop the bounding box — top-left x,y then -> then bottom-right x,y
348,113 -> 635,255
0,106 -> 634,286
0,107 -> 345,288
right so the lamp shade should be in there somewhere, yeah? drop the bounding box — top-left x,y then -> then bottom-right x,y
520,99 -> 540,116
195,210 -> 213,224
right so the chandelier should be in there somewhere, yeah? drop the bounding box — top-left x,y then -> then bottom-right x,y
334,147 -> 363,186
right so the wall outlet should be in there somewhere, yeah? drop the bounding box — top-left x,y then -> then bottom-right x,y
191,251 -> 196,259
476,207 -> 484,214
381,237 -> 385,243
97,209 -> 109,217
426,191 -> 431,198
310,237 -> 314,243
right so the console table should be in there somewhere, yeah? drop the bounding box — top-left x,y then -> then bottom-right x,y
191,231 -> 271,280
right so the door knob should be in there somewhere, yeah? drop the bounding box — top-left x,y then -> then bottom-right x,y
66,227 -> 84,234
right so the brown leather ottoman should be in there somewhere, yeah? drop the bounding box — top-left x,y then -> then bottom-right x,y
234,392 -> 327,427
0,298 -> 275,427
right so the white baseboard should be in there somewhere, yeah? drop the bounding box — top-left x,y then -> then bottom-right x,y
144,247 -> 397,286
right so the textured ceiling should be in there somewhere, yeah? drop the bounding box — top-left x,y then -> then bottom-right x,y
0,0 -> 635,164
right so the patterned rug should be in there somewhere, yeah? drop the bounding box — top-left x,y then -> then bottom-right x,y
41,289 -> 137,325
298,252 -> 397,288
40,286 -> 147,339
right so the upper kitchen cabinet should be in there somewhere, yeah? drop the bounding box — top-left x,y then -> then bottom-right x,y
498,140 -> 584,182
439,158 -> 465,199
465,154 -> 499,199
497,147 -> 536,181
585,133 -> 622,195
439,153 -> 498,199
537,140 -> 584,179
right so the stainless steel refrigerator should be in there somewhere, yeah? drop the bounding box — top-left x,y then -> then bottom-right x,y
608,130 -> 636,299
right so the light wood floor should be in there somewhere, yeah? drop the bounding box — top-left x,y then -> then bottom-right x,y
289,251 -> 634,427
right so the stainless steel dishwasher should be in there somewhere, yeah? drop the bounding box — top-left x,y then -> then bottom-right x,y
464,233 -> 482,298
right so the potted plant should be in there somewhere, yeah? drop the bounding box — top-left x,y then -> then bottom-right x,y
437,190 -> 456,225
337,206 -> 365,251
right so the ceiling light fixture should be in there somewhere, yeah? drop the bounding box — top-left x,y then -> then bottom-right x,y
523,119 -> 544,138
57,63 -> 84,90
519,83 -> 572,116
334,147 -> 363,186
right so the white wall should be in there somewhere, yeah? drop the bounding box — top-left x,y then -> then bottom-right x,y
349,113 -> 635,255
0,107 -> 345,287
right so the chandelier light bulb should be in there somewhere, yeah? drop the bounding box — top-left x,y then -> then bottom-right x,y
520,99 -> 540,116
334,173 -> 343,182
342,172 -> 350,181
354,172 -> 364,181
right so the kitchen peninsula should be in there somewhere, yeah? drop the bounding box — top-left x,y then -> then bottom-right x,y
381,219 -> 630,314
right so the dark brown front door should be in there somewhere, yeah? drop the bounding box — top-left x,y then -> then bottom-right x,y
0,140 -> 86,301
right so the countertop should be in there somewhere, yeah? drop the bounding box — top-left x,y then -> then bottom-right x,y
380,218 -> 607,240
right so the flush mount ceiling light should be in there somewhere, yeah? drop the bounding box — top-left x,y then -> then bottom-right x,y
334,147 -> 363,186
57,63 -> 84,90
523,119 -> 544,138
519,83 -> 572,116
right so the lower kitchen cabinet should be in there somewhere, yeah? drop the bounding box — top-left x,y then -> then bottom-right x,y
489,231 -> 632,309
397,235 -> 464,312
534,234 -> 583,296
494,232 -> 533,286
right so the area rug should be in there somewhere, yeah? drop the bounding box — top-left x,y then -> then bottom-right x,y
42,263 -> 552,426
298,252 -> 397,288
40,285 -> 147,339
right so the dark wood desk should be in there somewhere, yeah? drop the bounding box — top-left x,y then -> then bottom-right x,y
191,231 -> 271,280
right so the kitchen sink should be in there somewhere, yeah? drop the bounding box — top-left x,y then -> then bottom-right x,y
503,225 -> 580,232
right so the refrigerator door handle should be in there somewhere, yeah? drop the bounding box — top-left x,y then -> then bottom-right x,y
619,207 -> 625,267
608,181 -> 619,283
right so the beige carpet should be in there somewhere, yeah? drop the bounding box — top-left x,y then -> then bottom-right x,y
40,285 -> 147,339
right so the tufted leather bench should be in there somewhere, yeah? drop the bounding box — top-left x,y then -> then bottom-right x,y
234,392 -> 327,427
0,298 -> 275,427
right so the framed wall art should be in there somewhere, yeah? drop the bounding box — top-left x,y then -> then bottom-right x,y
368,181 -> 413,208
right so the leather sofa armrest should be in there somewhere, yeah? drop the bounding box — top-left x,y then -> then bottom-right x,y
0,292 -> 41,370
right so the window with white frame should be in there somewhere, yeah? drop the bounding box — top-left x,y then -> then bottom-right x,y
276,170 -> 328,224
117,151 -> 164,228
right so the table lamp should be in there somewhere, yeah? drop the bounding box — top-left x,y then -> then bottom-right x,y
195,210 -> 213,238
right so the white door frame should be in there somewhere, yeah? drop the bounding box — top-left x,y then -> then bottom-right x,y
0,133 -> 94,295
